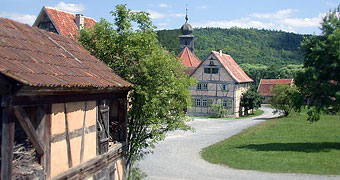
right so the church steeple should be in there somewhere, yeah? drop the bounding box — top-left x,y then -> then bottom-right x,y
179,6 -> 194,52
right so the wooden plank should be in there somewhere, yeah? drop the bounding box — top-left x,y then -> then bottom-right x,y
13,106 -> 45,156
63,103 -> 73,168
50,143 -> 125,180
80,101 -> 87,163
10,92 -> 128,107
44,105 -> 51,179
1,105 -> 15,180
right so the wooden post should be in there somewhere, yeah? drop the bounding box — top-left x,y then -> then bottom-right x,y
1,95 -> 15,180
119,98 -> 127,142
44,105 -> 51,179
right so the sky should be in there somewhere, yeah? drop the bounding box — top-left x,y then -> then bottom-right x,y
1,0 -> 339,35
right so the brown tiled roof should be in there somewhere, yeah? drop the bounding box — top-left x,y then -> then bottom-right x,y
34,7 -> 96,39
184,67 -> 196,76
177,47 -> 201,68
257,79 -> 294,96
0,18 -> 132,89
212,51 -> 253,83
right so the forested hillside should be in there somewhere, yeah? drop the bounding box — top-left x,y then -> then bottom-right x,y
157,27 -> 308,66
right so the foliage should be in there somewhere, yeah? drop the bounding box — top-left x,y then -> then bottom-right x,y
201,109 -> 340,175
127,166 -> 147,180
157,27 -> 308,66
295,6 -> 340,122
240,64 -> 303,86
210,104 -> 228,118
240,87 -> 264,115
78,4 -> 195,177
270,84 -> 301,116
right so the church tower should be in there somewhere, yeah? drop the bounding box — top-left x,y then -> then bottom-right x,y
179,8 -> 194,52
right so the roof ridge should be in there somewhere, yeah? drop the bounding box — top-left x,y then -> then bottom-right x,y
44,6 -> 97,22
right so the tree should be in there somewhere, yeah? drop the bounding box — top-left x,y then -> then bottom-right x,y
295,6 -> 340,122
271,84 -> 301,117
78,4 -> 195,178
240,87 -> 264,115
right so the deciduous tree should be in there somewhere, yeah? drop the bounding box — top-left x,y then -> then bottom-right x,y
295,6 -> 340,121
240,87 -> 264,115
78,4 -> 195,178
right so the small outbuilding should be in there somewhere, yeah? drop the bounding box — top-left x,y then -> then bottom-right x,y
0,18 -> 132,179
257,79 -> 294,104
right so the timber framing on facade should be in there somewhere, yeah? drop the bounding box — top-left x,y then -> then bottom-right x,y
0,18 -> 132,179
187,50 -> 253,117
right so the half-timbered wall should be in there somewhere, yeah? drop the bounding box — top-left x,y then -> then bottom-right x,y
188,53 -> 236,116
188,53 -> 251,117
50,101 -> 97,177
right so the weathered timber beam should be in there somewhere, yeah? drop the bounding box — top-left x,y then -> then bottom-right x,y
10,92 -> 128,107
50,143 -> 125,180
13,106 -> 45,156
1,105 -> 15,180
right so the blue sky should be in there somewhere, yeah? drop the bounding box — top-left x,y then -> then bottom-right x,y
1,0 -> 339,34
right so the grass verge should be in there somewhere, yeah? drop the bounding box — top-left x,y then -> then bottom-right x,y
201,110 -> 340,175
189,109 -> 264,119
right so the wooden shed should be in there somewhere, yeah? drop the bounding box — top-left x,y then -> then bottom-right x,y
0,18 -> 132,179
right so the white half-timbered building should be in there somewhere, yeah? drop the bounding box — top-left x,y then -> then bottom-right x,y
187,50 -> 254,117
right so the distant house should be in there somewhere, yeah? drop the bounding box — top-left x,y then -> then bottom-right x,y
0,18 -> 131,180
177,14 -> 253,117
257,79 -> 294,104
33,6 -> 96,39
188,50 -> 253,117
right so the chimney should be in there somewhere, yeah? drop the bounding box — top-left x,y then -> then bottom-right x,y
75,14 -> 84,30
219,50 -> 222,57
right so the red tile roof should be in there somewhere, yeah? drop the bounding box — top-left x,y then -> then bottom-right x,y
0,18 -> 131,89
212,51 -> 253,83
34,7 -> 96,39
258,79 -> 294,96
177,47 -> 201,68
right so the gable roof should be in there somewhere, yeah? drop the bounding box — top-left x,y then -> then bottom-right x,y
211,51 -> 253,83
33,6 -> 96,39
0,18 -> 131,89
177,47 -> 201,68
257,79 -> 294,96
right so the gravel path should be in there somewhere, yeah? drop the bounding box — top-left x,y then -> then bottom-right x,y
138,107 -> 340,180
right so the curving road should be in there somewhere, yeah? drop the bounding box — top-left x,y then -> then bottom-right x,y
138,107 -> 340,180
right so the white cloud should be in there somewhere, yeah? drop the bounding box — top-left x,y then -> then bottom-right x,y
251,9 -> 298,19
158,22 -> 168,26
159,3 -> 171,8
198,5 -> 208,9
147,10 -> 166,19
0,12 -> 36,25
53,1 -> 85,13
146,10 -> 185,19
174,13 -> 185,17
192,18 -> 276,29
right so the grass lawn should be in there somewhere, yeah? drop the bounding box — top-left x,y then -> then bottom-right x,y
189,109 -> 264,119
201,110 -> 340,175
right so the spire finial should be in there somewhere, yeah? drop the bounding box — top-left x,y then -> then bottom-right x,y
185,4 -> 188,22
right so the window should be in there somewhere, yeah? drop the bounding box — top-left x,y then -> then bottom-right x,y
197,83 -> 202,90
196,99 -> 201,107
223,100 -> 231,109
203,83 -> 208,90
202,99 -> 207,107
204,67 -> 219,74
212,68 -> 219,74
222,84 -> 228,91
209,61 -> 215,66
